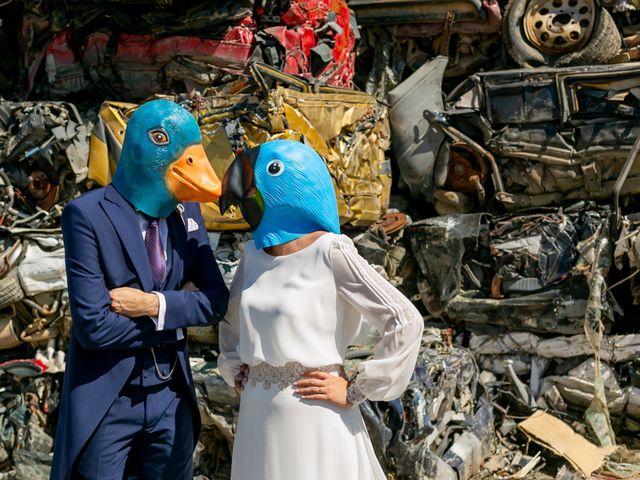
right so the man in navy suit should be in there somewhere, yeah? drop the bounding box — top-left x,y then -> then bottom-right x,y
51,100 -> 229,479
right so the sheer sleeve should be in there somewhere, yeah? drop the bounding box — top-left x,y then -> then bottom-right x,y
330,235 -> 423,403
217,256 -> 245,387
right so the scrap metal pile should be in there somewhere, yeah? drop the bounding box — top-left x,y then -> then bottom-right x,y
1,0 -> 640,478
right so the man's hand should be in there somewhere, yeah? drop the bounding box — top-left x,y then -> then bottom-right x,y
181,281 -> 199,292
109,287 -> 159,317
293,369 -> 350,408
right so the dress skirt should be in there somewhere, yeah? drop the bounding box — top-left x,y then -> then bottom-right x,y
230,379 -> 387,480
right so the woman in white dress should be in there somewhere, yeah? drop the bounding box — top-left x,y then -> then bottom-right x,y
217,140 -> 423,480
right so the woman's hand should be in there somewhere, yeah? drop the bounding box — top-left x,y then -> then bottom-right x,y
293,370 -> 351,408
234,364 -> 250,395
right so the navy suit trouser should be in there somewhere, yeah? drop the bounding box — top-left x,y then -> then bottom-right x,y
72,374 -> 194,480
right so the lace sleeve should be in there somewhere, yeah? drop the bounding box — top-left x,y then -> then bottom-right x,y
330,235 -> 423,402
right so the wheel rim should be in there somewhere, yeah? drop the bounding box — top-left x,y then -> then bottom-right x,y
524,0 -> 596,55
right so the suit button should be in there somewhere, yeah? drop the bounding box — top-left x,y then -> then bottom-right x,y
142,371 -> 148,378
162,370 -> 168,376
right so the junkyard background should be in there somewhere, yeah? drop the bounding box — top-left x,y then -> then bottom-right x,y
1,0 -> 640,478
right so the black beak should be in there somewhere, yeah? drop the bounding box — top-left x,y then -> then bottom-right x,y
220,147 -> 264,230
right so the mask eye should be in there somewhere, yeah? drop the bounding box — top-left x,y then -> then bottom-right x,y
148,128 -> 170,145
267,160 -> 284,176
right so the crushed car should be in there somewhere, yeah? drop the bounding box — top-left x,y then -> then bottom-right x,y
350,0 -> 637,88
87,64 -> 392,229
349,0 -> 503,80
0,101 -> 89,229
408,202 -> 614,334
13,0 -> 359,100
392,58 -> 640,215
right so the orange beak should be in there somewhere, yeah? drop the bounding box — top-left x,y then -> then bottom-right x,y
166,144 -> 222,202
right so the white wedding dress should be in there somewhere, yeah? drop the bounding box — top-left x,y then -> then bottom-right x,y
218,233 -> 423,480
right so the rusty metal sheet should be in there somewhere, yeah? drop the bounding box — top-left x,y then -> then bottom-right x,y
349,0 -> 487,25
87,71 -> 390,229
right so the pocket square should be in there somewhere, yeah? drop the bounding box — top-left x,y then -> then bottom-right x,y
187,218 -> 199,232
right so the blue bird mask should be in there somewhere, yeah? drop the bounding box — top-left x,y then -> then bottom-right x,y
219,140 -> 340,249
112,99 -> 222,218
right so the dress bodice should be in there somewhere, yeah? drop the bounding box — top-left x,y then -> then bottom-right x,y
219,232 -> 424,402
234,232 -> 359,368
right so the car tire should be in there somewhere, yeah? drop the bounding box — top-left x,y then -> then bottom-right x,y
503,0 -> 621,68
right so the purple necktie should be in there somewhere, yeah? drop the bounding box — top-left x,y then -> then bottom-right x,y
145,218 -> 166,289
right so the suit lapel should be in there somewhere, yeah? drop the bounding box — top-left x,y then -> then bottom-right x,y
99,185 -> 154,292
165,208 -> 186,290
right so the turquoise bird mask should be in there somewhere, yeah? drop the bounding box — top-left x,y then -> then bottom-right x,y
112,99 -> 222,218
219,140 -> 340,249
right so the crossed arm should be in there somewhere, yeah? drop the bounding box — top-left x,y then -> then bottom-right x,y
62,202 -> 229,350
109,288 -> 161,318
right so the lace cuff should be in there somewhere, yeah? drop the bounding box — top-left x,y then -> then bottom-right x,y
346,380 -> 366,406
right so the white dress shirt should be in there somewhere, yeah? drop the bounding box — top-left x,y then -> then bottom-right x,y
137,214 -> 183,341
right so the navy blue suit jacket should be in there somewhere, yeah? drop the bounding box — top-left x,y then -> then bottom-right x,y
50,184 -> 229,480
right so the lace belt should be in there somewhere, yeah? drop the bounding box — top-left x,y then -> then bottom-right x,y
248,362 -> 341,390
